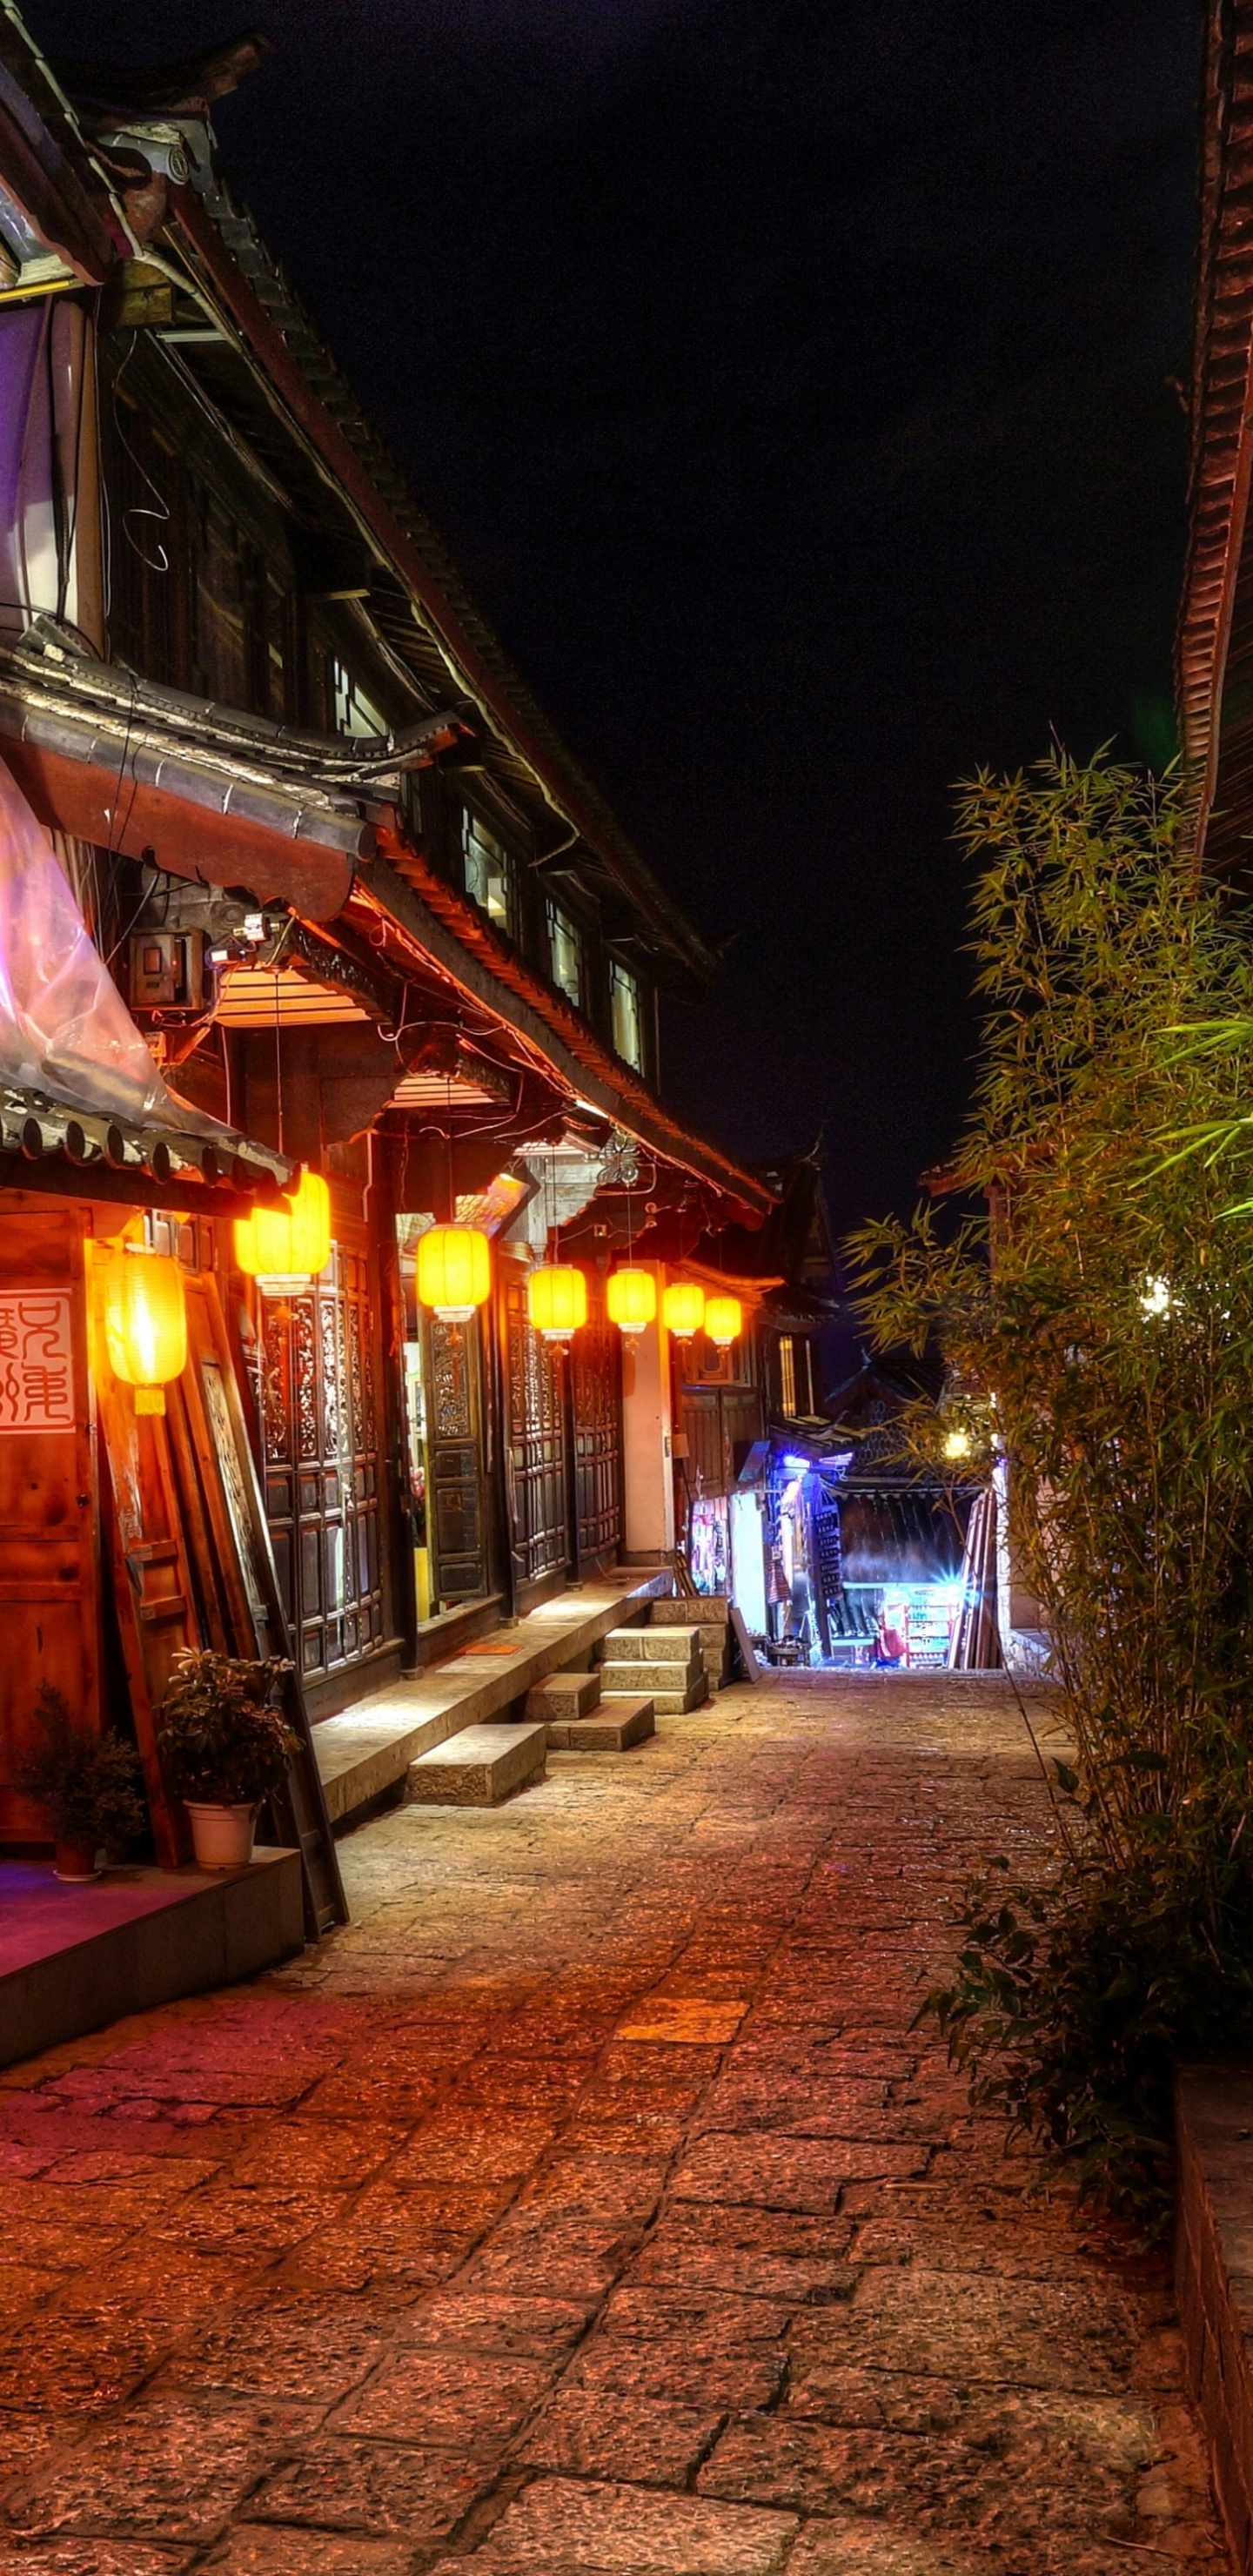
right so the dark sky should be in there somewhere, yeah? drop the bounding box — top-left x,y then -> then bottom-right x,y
32,0 -> 1199,1231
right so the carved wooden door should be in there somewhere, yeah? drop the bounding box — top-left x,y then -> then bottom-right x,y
504,1267 -> 569,1591
258,1233 -> 385,1687
424,1311 -> 489,1607
571,1289 -> 623,1570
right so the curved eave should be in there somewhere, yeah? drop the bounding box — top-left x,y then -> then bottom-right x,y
0,700 -> 367,921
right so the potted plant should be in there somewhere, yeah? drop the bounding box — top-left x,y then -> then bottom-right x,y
12,1683 -> 146,1881
157,1649 -> 296,1869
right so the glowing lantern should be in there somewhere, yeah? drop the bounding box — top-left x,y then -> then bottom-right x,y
704,1293 -> 743,1349
417,1223 -> 491,1322
234,1171 -> 332,1295
943,1428 -> 972,1461
104,1247 -> 187,1415
606,1265 -> 656,1336
527,1263 -> 587,1344
661,1279 -> 705,1343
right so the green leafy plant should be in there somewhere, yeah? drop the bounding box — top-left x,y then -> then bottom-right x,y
13,1683 -> 146,1848
157,1650 -> 296,1808
848,750 -> 1253,2228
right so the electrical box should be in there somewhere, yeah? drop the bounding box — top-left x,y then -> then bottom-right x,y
128,930 -> 204,1012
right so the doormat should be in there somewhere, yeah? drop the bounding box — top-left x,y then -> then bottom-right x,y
447,1640 -> 519,1660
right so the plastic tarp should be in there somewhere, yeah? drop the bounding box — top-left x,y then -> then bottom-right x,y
0,755 -> 176,1124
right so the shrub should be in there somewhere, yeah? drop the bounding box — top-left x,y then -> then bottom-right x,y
13,1683 -> 146,1848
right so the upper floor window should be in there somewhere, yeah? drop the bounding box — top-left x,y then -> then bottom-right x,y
333,658 -> 388,739
546,900 -> 582,1008
462,810 -> 514,936
610,960 -> 644,1070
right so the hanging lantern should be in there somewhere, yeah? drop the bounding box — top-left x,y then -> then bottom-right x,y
661,1279 -> 705,1343
417,1222 -> 491,1322
104,1247 -> 187,1415
606,1265 -> 656,1336
527,1263 -> 587,1345
234,1171 -> 332,1296
704,1293 -> 743,1350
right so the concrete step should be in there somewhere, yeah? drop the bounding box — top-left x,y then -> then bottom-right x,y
600,1654 -> 700,1697
406,1721 -> 546,1808
604,1624 -> 702,1661
603,1676 -> 708,1715
546,1697 -> 655,1752
525,1671 -> 601,1723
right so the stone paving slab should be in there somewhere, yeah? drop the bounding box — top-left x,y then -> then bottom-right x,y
0,1668 -> 1230,2575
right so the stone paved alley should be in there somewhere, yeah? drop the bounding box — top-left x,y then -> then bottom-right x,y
0,1674 -> 1230,2575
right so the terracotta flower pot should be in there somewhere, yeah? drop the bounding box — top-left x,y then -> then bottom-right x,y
53,1837 -> 100,1882
185,1801 -> 258,1870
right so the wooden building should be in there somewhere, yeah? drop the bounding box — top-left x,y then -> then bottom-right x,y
0,11 -> 778,1875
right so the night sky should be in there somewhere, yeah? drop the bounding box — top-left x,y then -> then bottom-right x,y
31,0 -> 1199,1233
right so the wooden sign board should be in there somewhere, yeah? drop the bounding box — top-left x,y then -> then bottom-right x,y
729,1603 -> 762,1685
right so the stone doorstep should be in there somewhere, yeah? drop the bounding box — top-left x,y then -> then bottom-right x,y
603,1624 -> 703,1660
525,1671 -> 601,1721
650,1598 -> 730,1627
0,1849 -> 305,2073
546,1697 -> 656,1752
406,1721 -> 547,1808
603,1678 -> 708,1714
311,1569 -> 669,1829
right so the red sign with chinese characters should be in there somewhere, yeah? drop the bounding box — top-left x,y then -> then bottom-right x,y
0,1291 -> 76,1431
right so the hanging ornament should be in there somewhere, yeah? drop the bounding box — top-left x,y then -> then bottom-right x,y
417,1222 -> 491,1322
606,1265 -> 656,1336
661,1279 -> 705,1343
104,1245 -> 187,1414
234,1171 -> 332,1296
704,1293 -> 742,1349
527,1263 -> 587,1345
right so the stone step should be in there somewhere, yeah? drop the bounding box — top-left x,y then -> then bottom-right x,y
546,1697 -> 655,1752
525,1671 -> 601,1723
406,1721 -> 546,1808
603,1676 -> 708,1715
600,1654 -> 700,1697
603,1624 -> 702,1661
650,1598 -> 729,1628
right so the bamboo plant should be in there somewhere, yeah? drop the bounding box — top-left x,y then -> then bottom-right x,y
848,751 -> 1253,2224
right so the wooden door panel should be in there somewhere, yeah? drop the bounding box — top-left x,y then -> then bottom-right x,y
572,1294 -> 623,1567
255,1227 -> 385,1687
504,1271 -> 569,1589
0,1204 -> 103,1848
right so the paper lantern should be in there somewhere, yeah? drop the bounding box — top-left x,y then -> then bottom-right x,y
234,1171 -> 332,1294
661,1279 -> 705,1342
417,1223 -> 491,1321
104,1247 -> 187,1415
704,1293 -> 742,1349
527,1263 -> 587,1344
606,1265 -> 656,1336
